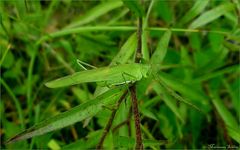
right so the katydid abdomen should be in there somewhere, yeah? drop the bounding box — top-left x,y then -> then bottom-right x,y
45,63 -> 150,88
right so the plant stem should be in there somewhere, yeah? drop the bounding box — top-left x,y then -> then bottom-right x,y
129,1 -> 144,148
130,84 -> 143,150
135,18 -> 143,63
96,90 -> 128,149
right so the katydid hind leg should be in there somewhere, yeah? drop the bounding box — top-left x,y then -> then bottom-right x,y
122,72 -> 139,84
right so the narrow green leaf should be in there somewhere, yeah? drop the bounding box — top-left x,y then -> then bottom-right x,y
153,82 -> 185,123
154,76 -> 203,113
194,65 -> 240,82
224,34 -> 240,51
37,26 -> 230,44
180,46 -> 193,81
110,33 -> 137,65
143,0 -> 154,28
150,30 -> 171,64
179,0 -> 209,25
48,140 -> 61,150
224,11 -> 238,28
141,0 -> 154,61
61,130 -> 102,149
154,0 -> 172,24
233,0 -> 240,13
140,125 -> 159,150
6,86 -> 126,143
65,1 -> 123,28
114,136 -> 166,148
37,26 -> 136,44
15,0 -> 27,19
223,40 -> 240,51
27,48 -> 37,118
43,0 -> 59,27
227,126 -> 240,144
211,92 -> 238,130
210,91 -> 240,143
0,44 -> 11,67
222,79 -> 240,116
142,31 -> 150,61
155,113 -> 174,140
158,72 -> 210,108
122,0 -> 144,17
107,8 -> 129,25
141,107 -> 157,120
189,3 -> 235,29
0,79 -> 25,130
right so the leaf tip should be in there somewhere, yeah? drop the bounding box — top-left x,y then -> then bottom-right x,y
5,135 -> 21,145
44,82 -> 53,88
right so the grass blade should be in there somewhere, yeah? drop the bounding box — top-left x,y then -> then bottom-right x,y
122,0 -> 144,17
37,26 -> 136,44
6,86 -> 126,144
210,90 -> 240,143
210,92 -> 238,130
0,79 -> 25,130
141,0 -> 154,61
150,30 -> 171,65
110,32 -> 137,65
154,77 -> 203,113
152,82 -> 185,123
189,3 -> 235,29
233,0 -> 240,14
27,48 -> 37,118
142,30 -> 149,61
179,0 -> 209,25
224,34 -> 240,51
114,136 -> 166,148
194,64 -> 240,82
158,72 -> 209,108
227,126 -> 240,144
65,1 -> 123,28
37,26 -> 230,44
154,0 -> 172,24
0,44 -> 11,67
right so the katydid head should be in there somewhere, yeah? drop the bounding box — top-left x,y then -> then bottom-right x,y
139,58 -> 156,78
140,64 -> 151,78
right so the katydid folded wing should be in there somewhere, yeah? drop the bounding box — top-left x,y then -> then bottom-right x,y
45,63 -> 150,88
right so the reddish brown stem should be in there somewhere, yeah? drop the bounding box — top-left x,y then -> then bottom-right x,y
127,106 -> 132,136
130,85 -> 143,150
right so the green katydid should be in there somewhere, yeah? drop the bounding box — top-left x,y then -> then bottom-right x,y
45,63 -> 151,88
